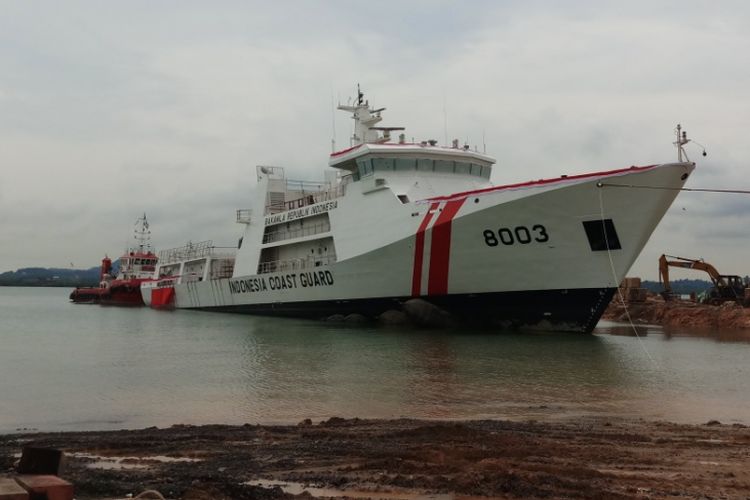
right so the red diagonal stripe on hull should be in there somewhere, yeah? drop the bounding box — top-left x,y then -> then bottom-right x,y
411,202 -> 440,297
427,198 -> 466,295
151,287 -> 175,308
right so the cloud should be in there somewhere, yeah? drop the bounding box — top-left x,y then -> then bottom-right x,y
0,1 -> 749,281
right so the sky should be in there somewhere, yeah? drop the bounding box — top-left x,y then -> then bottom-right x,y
1,1 -> 749,280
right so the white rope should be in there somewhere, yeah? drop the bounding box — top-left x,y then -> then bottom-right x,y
133,490 -> 166,500
597,186 -> 659,367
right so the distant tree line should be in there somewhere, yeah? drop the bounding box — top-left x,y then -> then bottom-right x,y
641,278 -> 712,295
0,261 -> 120,287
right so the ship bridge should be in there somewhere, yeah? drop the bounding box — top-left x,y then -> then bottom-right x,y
329,88 -> 496,201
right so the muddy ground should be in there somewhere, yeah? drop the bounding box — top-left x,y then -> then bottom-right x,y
1,417 -> 749,499
603,294 -> 750,330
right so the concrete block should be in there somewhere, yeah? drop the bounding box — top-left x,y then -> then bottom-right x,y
626,287 -> 648,302
17,447 -> 63,475
14,475 -> 73,500
0,478 -> 28,500
622,277 -> 642,289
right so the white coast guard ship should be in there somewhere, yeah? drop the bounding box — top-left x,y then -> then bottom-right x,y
142,90 -> 696,332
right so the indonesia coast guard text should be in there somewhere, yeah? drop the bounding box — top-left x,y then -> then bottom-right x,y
229,270 -> 334,295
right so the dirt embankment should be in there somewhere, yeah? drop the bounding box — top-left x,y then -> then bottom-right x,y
2,417 -> 749,499
603,295 -> 750,329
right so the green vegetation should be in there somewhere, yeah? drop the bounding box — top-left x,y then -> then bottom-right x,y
0,265 -> 112,287
641,278 -> 712,295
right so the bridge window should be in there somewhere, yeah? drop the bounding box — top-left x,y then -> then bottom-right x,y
434,160 -> 453,173
455,162 -> 471,175
395,158 -> 416,171
417,158 -> 433,172
373,158 -> 394,171
357,158 -> 373,178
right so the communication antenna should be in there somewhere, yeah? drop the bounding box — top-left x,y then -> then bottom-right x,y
482,129 -> 486,154
330,89 -> 337,152
443,93 -> 448,147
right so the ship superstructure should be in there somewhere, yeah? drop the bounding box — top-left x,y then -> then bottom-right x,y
142,90 -> 695,332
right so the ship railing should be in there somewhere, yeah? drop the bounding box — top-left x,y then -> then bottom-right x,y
158,240 -> 213,264
210,257 -> 236,279
182,272 -> 202,284
236,209 -> 252,224
257,254 -> 337,274
285,179 -> 331,192
264,176 -> 351,215
283,186 -> 344,210
263,221 -> 331,244
158,241 -> 236,265
256,165 -> 285,181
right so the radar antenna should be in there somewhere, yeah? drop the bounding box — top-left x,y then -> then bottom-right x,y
336,86 -> 404,146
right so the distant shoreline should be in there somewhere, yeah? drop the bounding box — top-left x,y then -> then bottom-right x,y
0,283 -> 90,288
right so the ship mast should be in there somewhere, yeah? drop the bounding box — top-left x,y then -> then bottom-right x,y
674,124 -> 690,162
337,85 -> 404,146
133,213 -> 152,254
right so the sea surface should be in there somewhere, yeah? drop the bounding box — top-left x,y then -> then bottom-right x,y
1,286 -> 749,433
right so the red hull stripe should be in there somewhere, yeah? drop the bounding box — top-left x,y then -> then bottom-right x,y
151,287 -> 175,308
422,164 -> 659,203
411,202 -> 440,297
329,144 -> 364,157
427,198 -> 466,296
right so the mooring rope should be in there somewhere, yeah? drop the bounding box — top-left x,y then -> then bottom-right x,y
597,187 -> 659,367
597,183 -> 750,195
133,490 -> 166,500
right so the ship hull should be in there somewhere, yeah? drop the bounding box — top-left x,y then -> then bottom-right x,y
69,287 -> 109,304
70,280 -> 146,306
169,162 -> 693,333
103,281 -> 146,306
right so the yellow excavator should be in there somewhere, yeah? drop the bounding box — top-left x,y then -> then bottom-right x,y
658,254 -> 748,305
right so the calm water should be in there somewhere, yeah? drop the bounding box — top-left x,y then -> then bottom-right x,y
1,287 -> 749,433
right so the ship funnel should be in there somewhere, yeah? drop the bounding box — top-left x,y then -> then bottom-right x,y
100,256 -> 112,281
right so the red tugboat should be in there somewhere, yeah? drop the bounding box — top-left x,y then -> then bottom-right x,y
70,214 -> 157,306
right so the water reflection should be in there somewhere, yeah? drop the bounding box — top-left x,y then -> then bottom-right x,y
595,322 -> 651,337
598,319 -> 750,343
2,287 -> 750,432
661,326 -> 750,343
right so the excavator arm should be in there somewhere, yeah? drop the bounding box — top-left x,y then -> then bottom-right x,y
659,254 -> 723,286
658,254 -> 740,302
658,254 -> 672,294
